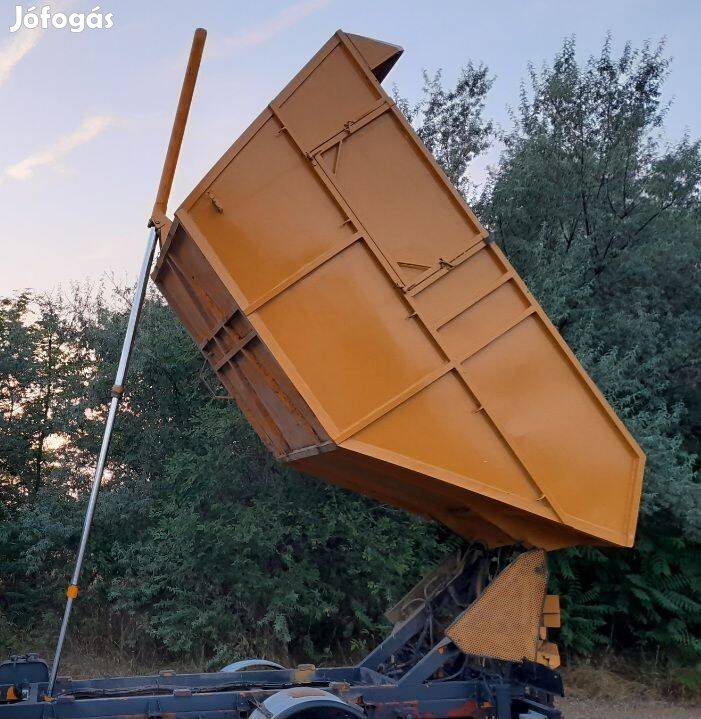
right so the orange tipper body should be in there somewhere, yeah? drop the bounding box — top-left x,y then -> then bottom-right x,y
153,31 -> 645,551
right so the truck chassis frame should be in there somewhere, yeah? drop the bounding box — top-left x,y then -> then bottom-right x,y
0,552 -> 563,719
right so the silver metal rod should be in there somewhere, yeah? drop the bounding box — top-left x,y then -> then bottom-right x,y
47,228 -> 158,695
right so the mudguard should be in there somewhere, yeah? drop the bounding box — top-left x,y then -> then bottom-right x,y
250,688 -> 364,719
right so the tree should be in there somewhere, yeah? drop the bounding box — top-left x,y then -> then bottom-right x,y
394,63 -> 494,196
398,35 -> 701,664
0,291 -> 96,505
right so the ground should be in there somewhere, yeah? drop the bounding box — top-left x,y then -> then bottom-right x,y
559,696 -> 699,719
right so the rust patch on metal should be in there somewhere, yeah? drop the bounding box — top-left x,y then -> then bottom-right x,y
446,700 -> 481,718
287,687 -> 326,698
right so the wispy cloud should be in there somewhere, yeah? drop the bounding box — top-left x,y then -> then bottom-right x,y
6,114 -> 116,180
0,27 -> 45,87
221,0 -> 330,53
0,0 -> 76,86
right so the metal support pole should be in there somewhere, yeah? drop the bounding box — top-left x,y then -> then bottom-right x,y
47,228 -> 158,695
150,27 -> 206,231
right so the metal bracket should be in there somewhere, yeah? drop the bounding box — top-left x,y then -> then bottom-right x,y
397,638 -> 461,686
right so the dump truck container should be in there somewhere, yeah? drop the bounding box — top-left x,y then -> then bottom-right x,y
153,30 -> 644,550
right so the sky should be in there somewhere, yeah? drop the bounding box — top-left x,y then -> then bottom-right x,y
0,0 -> 699,294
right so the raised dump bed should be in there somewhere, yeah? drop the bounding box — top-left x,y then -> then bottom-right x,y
153,31 -> 644,550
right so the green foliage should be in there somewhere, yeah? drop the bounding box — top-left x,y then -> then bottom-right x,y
394,64 -> 494,195
549,529 -> 701,661
0,291 -> 96,507
104,392 -> 447,665
0,290 -> 446,665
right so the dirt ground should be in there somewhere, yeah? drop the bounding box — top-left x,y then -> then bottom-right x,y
558,696 -> 700,719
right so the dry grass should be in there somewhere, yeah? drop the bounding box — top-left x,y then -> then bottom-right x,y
54,648 -> 198,680
6,633 -> 200,681
562,656 -> 701,703
559,660 -> 700,719
562,662 -> 657,702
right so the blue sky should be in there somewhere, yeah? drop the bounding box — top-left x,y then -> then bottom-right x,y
1,0 -> 699,293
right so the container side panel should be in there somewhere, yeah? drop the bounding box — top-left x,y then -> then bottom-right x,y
325,112 -> 483,283
413,246 -> 506,325
345,34 -> 403,81
462,314 -> 641,543
255,241 -> 444,430
278,42 -> 381,151
352,371 -> 549,508
200,311 -> 253,368
295,446 -> 592,550
225,342 -> 323,452
293,446 -> 515,546
154,227 -> 331,459
169,226 -> 240,324
189,116 -> 354,304
438,281 -> 530,359
216,351 -> 289,456
156,226 -> 238,344
157,257 -> 211,344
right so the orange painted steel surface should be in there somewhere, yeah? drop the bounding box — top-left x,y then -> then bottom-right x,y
152,31 -> 645,550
